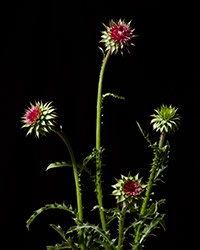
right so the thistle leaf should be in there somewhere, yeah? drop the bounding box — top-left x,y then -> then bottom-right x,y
46,161 -> 72,171
66,223 -> 117,250
47,239 -> 78,250
102,93 -> 125,101
49,224 -> 67,241
26,203 -> 76,229
94,239 -> 115,250
139,214 -> 166,244
98,46 -> 105,57
83,148 -> 98,167
81,148 -> 102,176
136,121 -> 154,147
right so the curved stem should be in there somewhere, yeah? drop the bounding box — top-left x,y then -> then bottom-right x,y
96,49 -> 111,232
54,129 -> 84,250
134,133 -> 166,249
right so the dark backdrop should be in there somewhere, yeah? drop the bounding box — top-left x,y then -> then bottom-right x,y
1,1 -> 199,249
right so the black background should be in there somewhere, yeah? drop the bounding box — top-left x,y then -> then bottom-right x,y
1,1 -> 200,249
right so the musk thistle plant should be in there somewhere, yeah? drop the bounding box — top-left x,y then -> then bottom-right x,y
95,19 -> 136,233
22,19 -> 181,250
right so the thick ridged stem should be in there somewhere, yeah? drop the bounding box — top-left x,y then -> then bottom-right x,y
134,133 -> 166,249
96,49 -> 111,232
54,129 -> 85,250
117,205 -> 127,250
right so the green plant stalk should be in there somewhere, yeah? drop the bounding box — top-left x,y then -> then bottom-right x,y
134,133 -> 166,249
118,205 -> 127,250
54,129 -> 85,250
96,49 -> 111,232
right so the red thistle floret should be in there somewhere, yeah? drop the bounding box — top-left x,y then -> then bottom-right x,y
101,19 -> 136,55
24,105 -> 40,124
110,22 -> 132,45
123,180 -> 142,197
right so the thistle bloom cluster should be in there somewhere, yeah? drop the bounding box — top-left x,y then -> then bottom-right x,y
150,105 -> 181,134
20,17 -> 183,250
112,174 -> 144,208
101,19 -> 136,55
22,101 -> 57,138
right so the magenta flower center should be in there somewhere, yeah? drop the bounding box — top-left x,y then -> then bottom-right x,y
123,180 -> 141,196
25,105 -> 40,124
110,23 -> 132,44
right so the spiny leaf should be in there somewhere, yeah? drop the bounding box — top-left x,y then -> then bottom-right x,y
26,203 -> 76,229
77,163 -> 92,175
66,223 -> 117,250
46,161 -> 91,175
124,219 -> 144,237
136,121 -> 154,147
98,46 -> 105,57
154,143 -> 170,183
82,148 -> 103,176
139,214 -> 166,244
46,239 -> 78,250
83,148 -> 98,167
46,161 -> 72,171
49,224 -> 67,241
94,239 -> 115,250
92,206 -> 120,225
102,92 -> 125,101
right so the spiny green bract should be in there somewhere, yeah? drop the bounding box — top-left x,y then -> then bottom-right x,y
150,105 -> 181,134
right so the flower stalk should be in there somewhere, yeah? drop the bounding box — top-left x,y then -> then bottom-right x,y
54,129 -> 83,223
117,205 -> 127,250
143,133 -> 165,208
134,133 -> 165,249
54,128 -> 85,250
96,49 -> 111,232
133,105 -> 181,249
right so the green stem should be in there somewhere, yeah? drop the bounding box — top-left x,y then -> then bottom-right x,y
96,49 -> 111,232
134,133 -> 166,249
159,132 -> 166,148
118,205 -> 127,250
54,129 -> 85,250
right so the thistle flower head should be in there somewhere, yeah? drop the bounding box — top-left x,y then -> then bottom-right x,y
22,101 -> 57,138
100,19 -> 136,55
112,174 -> 144,208
150,105 -> 181,134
